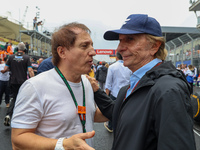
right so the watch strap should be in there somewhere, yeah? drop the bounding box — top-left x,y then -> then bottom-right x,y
55,137 -> 65,150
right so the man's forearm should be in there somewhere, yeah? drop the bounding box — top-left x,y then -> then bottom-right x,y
12,128 -> 95,150
12,129 -> 57,150
94,108 -> 109,122
28,68 -> 35,78
94,89 -> 114,121
29,71 -> 34,77
1,66 -> 9,73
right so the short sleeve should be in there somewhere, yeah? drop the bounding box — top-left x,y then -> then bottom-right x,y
11,80 -> 44,129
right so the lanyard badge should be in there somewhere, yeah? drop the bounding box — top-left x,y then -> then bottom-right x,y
78,106 -> 86,114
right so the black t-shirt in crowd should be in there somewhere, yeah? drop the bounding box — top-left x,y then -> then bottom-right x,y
6,52 -> 32,84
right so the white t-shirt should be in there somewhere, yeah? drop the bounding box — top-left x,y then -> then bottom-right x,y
0,63 -> 10,81
11,68 -> 96,147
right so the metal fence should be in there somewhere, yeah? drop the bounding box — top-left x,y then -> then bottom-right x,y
166,33 -> 200,68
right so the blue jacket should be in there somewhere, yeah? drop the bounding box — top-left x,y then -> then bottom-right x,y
37,56 -> 54,75
186,75 -> 194,83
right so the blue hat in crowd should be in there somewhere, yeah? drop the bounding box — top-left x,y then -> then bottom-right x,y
104,14 -> 162,40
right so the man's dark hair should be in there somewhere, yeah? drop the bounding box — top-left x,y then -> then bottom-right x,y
116,52 -> 123,60
102,61 -> 106,66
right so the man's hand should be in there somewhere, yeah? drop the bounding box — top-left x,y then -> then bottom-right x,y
86,75 -> 99,92
63,130 -> 95,150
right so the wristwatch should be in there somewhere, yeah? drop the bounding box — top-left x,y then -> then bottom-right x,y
54,137 -> 65,150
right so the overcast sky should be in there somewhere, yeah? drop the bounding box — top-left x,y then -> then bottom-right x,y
0,0 -> 198,61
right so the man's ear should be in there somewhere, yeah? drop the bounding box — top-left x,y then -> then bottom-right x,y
57,46 -> 67,59
150,41 -> 161,56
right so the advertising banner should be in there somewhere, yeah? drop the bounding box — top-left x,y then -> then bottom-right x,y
95,49 -> 116,55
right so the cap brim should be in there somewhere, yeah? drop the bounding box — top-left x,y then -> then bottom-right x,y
104,29 -> 143,40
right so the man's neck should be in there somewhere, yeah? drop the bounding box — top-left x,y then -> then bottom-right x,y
57,65 -> 81,83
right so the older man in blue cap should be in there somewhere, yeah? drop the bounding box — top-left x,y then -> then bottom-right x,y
87,14 -> 196,150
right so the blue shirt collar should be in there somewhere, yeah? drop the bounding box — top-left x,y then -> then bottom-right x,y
127,58 -> 162,98
118,60 -> 124,63
133,58 -> 162,79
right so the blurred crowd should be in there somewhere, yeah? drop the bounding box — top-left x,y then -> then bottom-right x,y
177,64 -> 200,93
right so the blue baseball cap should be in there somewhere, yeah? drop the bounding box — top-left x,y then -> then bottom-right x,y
104,14 -> 162,40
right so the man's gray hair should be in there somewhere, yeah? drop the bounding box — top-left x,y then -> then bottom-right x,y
18,43 -> 25,51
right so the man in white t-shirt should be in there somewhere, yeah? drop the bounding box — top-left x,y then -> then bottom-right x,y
104,52 -> 132,132
11,22 -> 108,150
0,57 -> 10,107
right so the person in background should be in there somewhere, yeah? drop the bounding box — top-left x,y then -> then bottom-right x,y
38,58 -> 44,65
103,52 -> 132,132
88,65 -> 95,78
185,64 -> 194,93
33,17 -> 38,31
105,63 -> 109,68
193,65 -> 199,82
13,46 -> 18,54
31,57 -> 39,75
96,61 -> 102,70
181,64 -> 188,74
7,43 -> 13,55
11,22 -> 107,150
37,56 -> 54,75
95,61 -> 108,91
25,42 -> 29,54
93,64 -> 96,74
4,42 -> 8,52
176,64 -> 181,70
87,14 -> 196,150
0,57 -> 10,107
37,21 -> 43,30
1,42 -> 34,126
